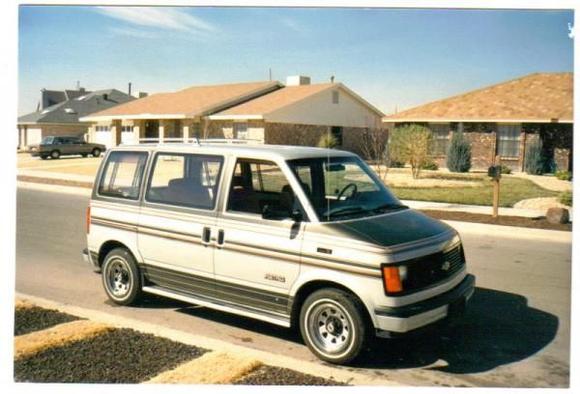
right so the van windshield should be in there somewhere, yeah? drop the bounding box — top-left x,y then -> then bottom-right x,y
287,156 -> 406,222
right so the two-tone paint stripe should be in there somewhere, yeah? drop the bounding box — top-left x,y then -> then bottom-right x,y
90,216 -> 382,278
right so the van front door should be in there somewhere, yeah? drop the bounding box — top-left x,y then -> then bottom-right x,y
138,152 -> 225,297
213,158 -> 305,322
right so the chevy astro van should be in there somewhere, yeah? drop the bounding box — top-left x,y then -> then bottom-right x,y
83,142 -> 475,364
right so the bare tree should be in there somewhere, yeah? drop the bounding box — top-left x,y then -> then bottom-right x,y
358,128 -> 390,182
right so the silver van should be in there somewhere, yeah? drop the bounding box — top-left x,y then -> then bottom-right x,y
83,142 -> 475,364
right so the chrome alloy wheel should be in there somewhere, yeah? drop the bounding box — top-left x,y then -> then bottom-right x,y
105,258 -> 132,299
305,299 -> 355,356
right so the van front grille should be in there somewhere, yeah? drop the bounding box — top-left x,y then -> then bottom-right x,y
390,244 -> 465,296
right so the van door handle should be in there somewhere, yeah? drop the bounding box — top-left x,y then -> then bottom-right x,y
202,227 -> 211,245
217,229 -> 225,248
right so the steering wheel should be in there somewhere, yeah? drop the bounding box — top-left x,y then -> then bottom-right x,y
336,183 -> 358,201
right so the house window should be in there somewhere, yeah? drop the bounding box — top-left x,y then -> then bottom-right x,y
331,126 -> 343,146
429,123 -> 450,156
121,126 -> 134,133
497,124 -> 521,158
234,123 -> 248,139
96,126 -> 110,132
332,91 -> 339,104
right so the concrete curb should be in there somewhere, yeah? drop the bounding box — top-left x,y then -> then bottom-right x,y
15,292 -> 404,386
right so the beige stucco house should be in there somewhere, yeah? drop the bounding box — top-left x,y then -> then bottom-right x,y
81,76 -> 385,154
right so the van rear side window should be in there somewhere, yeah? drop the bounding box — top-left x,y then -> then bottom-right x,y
98,151 -> 148,200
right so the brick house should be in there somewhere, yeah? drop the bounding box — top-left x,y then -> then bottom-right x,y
383,73 -> 573,172
17,88 -> 135,150
81,76 -> 385,154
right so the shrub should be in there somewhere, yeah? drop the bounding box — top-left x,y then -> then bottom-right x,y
421,161 -> 439,170
555,170 -> 572,181
446,131 -> 472,173
317,133 -> 338,149
524,140 -> 545,175
389,161 -> 405,168
559,191 -> 572,207
500,164 -> 512,175
389,125 -> 432,179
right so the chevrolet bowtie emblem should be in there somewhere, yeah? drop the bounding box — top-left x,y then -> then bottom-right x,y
441,261 -> 451,271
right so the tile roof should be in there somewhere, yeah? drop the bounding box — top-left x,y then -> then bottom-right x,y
84,81 -> 281,119
384,73 -> 573,123
18,89 -> 135,124
212,83 -> 336,117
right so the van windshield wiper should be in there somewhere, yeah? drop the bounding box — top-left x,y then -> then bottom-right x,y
325,206 -> 365,219
372,203 -> 409,213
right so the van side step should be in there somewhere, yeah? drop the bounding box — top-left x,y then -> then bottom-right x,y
142,285 -> 291,328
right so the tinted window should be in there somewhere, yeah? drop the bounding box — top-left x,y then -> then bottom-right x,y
146,153 -> 223,210
98,151 -> 148,200
227,159 -> 301,217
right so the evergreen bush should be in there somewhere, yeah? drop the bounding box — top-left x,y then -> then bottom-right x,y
524,140 -> 545,175
446,132 -> 472,172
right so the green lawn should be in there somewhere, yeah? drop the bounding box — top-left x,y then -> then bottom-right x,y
391,177 -> 559,207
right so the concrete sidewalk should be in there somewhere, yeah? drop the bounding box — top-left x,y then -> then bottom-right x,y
401,199 -> 569,219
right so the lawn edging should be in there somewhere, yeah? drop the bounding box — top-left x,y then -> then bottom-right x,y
15,293 -> 403,386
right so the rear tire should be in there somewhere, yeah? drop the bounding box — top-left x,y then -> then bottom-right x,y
101,248 -> 142,305
299,288 -> 369,364
50,150 -> 60,159
92,148 -> 101,157
81,154 -> 88,158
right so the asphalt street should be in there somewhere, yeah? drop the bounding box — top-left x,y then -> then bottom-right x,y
15,185 -> 572,387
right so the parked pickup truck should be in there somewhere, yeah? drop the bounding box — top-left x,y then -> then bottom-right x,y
30,136 -> 105,159
83,141 -> 475,364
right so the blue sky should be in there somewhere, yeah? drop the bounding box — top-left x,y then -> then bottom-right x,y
18,6 -> 574,115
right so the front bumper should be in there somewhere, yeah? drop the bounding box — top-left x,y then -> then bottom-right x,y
373,274 -> 475,336
82,248 -> 101,273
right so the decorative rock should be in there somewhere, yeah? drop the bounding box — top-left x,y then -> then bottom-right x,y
546,207 -> 570,224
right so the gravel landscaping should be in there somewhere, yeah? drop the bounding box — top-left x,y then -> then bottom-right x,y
14,306 -> 79,336
421,210 -> 572,231
14,328 -> 207,383
234,365 -> 346,386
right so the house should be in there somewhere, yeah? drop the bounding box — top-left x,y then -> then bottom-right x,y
17,88 -> 135,150
383,73 -> 573,172
81,76 -> 385,154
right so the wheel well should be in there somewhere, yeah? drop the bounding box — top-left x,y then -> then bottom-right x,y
290,280 -> 372,328
98,241 -> 132,267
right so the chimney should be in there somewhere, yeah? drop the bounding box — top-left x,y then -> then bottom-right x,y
128,82 -> 132,96
286,75 -> 311,86
330,75 -> 335,83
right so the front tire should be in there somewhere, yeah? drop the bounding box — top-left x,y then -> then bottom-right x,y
50,150 -> 60,159
101,248 -> 142,305
299,288 -> 369,364
92,148 -> 101,157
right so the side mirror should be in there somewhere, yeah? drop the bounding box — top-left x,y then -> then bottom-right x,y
262,204 -> 302,222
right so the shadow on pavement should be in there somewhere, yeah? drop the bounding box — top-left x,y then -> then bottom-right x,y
355,286 -> 560,373
125,287 -> 559,375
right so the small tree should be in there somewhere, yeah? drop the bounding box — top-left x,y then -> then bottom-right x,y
524,139 -> 545,175
317,133 -> 338,149
358,128 -> 390,182
446,131 -> 472,172
389,124 -> 432,179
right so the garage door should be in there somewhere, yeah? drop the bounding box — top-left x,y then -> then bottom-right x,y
26,128 -> 42,146
95,129 -> 112,149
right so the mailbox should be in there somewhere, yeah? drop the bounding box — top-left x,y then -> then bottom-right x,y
488,165 -> 502,179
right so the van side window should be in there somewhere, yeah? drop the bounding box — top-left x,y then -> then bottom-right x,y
146,153 -> 224,210
98,151 -> 148,200
227,159 -> 302,216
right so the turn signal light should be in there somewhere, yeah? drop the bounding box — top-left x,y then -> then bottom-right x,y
382,266 -> 403,293
86,206 -> 91,234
